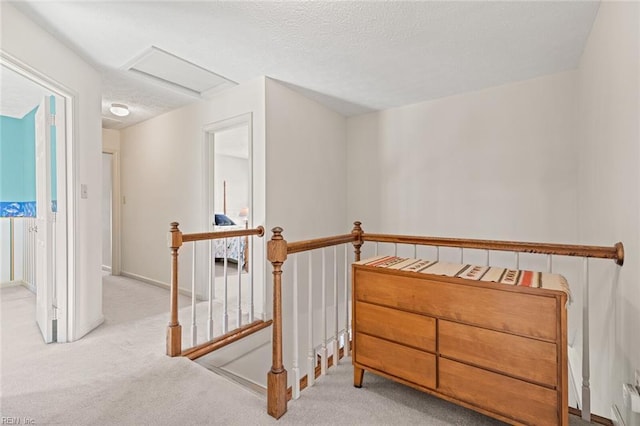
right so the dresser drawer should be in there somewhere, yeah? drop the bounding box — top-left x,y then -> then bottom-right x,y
439,320 -> 557,387
439,358 -> 558,425
355,332 -> 436,390
355,302 -> 436,352
354,267 -> 558,341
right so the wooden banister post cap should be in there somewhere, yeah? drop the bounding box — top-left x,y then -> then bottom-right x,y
271,227 -> 284,239
268,227 -> 287,263
168,222 -> 183,249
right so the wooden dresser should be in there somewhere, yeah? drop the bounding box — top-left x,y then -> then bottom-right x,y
352,264 -> 568,426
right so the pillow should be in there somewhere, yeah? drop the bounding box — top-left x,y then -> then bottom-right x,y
214,214 -> 236,226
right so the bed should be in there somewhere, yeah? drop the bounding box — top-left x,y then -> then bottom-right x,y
213,214 -> 248,270
352,255 -> 569,426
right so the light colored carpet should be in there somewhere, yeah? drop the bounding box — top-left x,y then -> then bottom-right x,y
1,275 -> 593,425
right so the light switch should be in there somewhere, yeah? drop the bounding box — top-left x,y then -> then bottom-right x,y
81,184 -> 88,199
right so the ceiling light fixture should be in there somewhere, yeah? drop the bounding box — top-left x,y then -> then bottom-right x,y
110,103 -> 130,117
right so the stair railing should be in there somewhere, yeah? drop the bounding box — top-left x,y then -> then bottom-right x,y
267,221 -> 623,421
167,222 -> 266,359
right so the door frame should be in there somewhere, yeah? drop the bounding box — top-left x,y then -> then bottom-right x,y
202,113 -> 253,231
1,50 -> 76,343
101,149 -> 121,275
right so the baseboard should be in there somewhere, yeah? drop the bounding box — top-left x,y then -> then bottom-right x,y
119,270 -> 265,317
102,265 -> 112,272
120,270 -> 194,298
22,281 -> 36,293
1,280 -> 36,294
612,404 -> 626,426
73,315 -> 105,341
569,407 -> 614,426
0,280 -> 23,288
568,344 -> 582,407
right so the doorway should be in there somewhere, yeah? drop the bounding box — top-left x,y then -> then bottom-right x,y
0,56 -> 73,343
102,152 -> 113,274
101,147 -> 120,276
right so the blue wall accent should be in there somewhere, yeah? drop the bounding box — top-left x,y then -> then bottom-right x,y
0,106 -> 38,216
0,98 -> 59,217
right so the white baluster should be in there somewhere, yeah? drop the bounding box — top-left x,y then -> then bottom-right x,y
292,255 -> 300,399
249,235 -> 254,322
393,243 -> 397,257
413,244 -> 417,259
223,238 -> 228,333
321,248 -> 328,375
307,252 -> 315,387
436,246 -> 440,262
375,242 -> 379,256
207,240 -> 214,340
333,245 -> 339,365
343,244 -> 350,357
191,242 -> 198,347
485,250 -> 490,266
209,240 -> 216,299
514,252 -> 520,269
459,247 -> 463,264
237,237 -> 242,328
547,254 -> 553,273
582,257 -> 591,421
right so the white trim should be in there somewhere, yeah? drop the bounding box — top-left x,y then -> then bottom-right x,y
101,265 -> 112,273
0,280 -> 24,289
611,404 -> 626,426
203,114 -> 256,231
120,270 -> 197,298
0,50 -> 76,343
102,148 -> 121,276
82,315 -> 105,336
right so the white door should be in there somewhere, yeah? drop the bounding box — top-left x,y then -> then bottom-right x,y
35,96 -> 54,343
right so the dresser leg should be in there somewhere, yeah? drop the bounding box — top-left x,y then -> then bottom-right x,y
354,366 -> 364,388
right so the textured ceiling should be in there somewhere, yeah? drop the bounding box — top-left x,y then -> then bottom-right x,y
11,1 -> 599,130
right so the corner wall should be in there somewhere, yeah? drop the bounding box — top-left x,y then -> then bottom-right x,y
264,78 -> 348,241
347,71 -> 579,243
576,1 -> 640,417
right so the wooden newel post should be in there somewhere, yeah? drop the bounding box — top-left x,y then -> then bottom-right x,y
352,221 -> 364,262
167,222 -> 183,357
267,227 -> 288,419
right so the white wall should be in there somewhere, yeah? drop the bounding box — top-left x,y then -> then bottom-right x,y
102,128 -> 121,152
348,71 -> 578,243
265,78 -> 348,240
577,1 -> 640,418
1,3 -> 103,341
120,78 -> 266,302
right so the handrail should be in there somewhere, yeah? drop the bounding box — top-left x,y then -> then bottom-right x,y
363,233 -> 624,265
182,226 -> 265,243
287,234 -> 356,254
